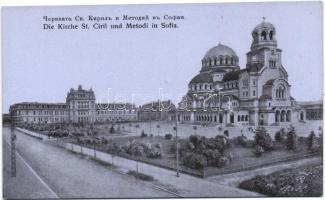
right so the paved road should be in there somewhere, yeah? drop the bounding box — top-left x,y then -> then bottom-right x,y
3,127 -> 174,199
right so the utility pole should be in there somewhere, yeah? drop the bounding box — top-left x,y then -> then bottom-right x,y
10,110 -> 16,177
175,111 -> 180,177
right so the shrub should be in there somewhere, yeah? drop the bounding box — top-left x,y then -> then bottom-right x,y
109,125 -> 115,134
216,156 -> 230,168
255,145 -> 264,157
236,134 -> 248,147
189,135 -> 201,147
275,128 -> 287,142
254,127 -> 273,151
141,131 -> 147,137
215,135 -> 229,154
101,137 -> 108,144
307,131 -> 319,151
223,130 -> 229,137
286,128 -> 298,150
182,152 -> 207,170
165,133 -> 172,140
202,149 -> 221,166
146,147 -> 162,158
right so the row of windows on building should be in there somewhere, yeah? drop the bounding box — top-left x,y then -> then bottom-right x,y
306,110 -> 323,120
190,84 -> 213,91
237,115 -> 249,122
97,110 -> 136,115
269,60 -> 277,68
276,87 -> 286,99
202,56 -> 238,67
22,117 -> 66,123
16,110 -> 66,115
253,30 -> 275,41
16,104 -> 66,109
223,81 -> 238,90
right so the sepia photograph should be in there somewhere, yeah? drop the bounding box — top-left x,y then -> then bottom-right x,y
2,1 -> 323,198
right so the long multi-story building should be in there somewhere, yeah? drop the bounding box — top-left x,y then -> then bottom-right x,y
9,85 -> 138,125
138,100 -> 176,121
9,102 -> 68,124
96,103 -> 138,122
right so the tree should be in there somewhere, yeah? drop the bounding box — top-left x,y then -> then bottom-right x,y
109,125 -> 115,134
254,127 -> 273,151
182,152 -> 207,170
307,131 -> 319,151
286,127 -> 298,150
275,128 -> 287,142
223,130 -> 229,137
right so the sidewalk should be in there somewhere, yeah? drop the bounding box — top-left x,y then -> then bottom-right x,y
3,140 -> 58,199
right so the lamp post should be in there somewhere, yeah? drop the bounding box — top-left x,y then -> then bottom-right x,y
10,109 -> 16,177
174,110 -> 180,177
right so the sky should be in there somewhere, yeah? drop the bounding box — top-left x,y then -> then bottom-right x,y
2,2 -> 323,113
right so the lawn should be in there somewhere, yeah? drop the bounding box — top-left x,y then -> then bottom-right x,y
72,131 -> 321,177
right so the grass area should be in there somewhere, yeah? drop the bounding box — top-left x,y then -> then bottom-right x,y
127,170 -> 155,181
238,164 -> 323,197
72,132 -> 320,177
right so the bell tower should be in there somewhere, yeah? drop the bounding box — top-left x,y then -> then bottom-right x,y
251,17 -> 277,51
246,18 -> 282,70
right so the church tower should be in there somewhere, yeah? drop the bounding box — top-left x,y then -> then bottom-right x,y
246,18 -> 285,76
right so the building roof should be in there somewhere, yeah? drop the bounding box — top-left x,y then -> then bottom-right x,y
246,63 -> 264,72
211,68 -> 226,73
253,21 -> 275,32
189,72 -> 213,84
222,70 -> 243,82
204,43 -> 237,59
264,79 -> 276,86
259,95 -> 272,100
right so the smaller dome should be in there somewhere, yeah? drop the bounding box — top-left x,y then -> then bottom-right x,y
189,72 -> 213,84
204,43 -> 237,59
253,21 -> 275,32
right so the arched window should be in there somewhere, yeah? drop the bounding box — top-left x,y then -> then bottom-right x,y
275,110 -> 280,122
225,57 -> 228,65
280,110 -> 286,122
269,31 -> 274,40
231,58 -> 234,64
241,115 -> 244,121
286,110 -> 291,122
220,57 -> 223,65
261,31 -> 267,40
245,115 -> 248,121
300,112 -> 304,121
238,115 -> 241,122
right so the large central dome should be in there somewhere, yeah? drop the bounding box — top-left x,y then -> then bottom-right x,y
201,43 -> 239,73
204,43 -> 237,59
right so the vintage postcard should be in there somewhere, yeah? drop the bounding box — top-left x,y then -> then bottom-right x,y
2,2 -> 323,199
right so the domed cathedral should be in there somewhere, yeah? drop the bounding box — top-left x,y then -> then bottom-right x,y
175,19 -> 308,127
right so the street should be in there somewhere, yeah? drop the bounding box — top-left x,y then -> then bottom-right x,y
3,127 -> 174,199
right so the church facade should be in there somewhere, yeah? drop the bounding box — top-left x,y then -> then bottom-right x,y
174,20 -> 322,127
